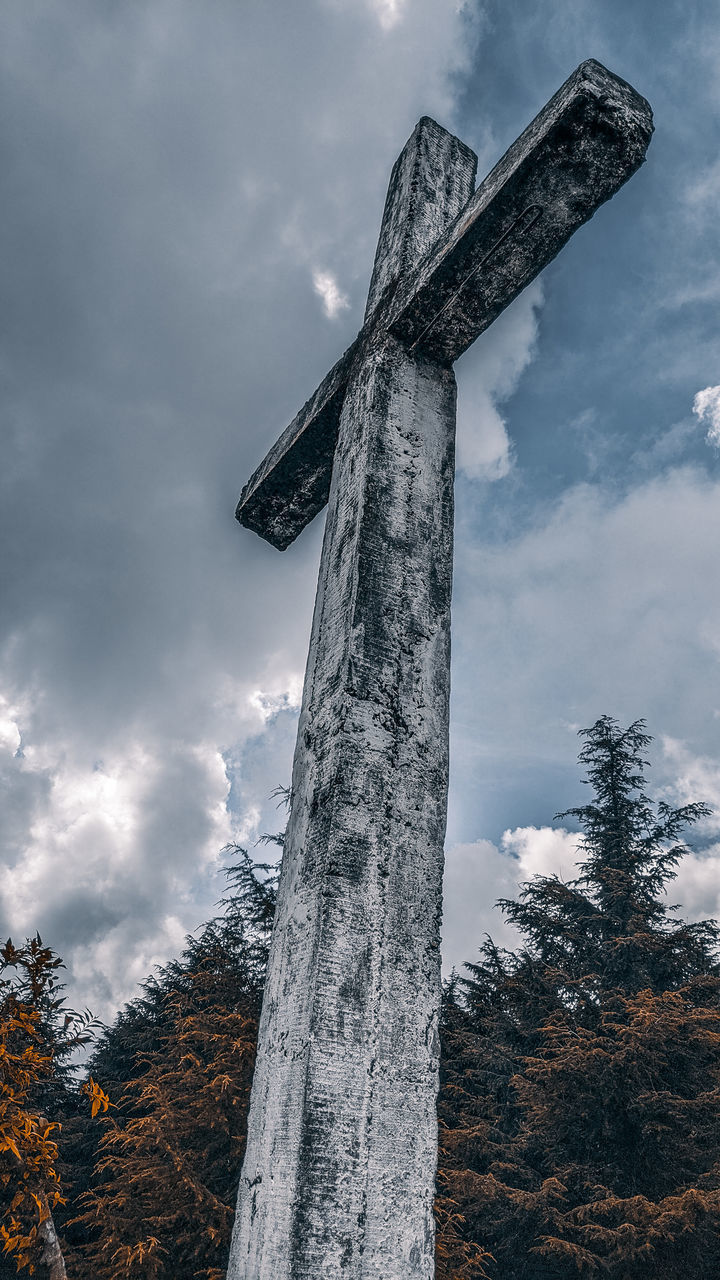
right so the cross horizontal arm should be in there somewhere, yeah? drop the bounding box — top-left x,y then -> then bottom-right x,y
236,337 -> 361,550
237,58 -> 652,550
388,59 -> 652,361
237,116 -> 476,551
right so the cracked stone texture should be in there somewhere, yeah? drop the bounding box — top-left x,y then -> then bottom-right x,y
227,118 -> 471,1280
236,118 -> 476,553
364,117 -> 478,323
228,62 -> 653,1279
388,59 -> 653,361
236,59 -> 652,552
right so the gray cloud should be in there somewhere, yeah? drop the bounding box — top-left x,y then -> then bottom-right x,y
448,465 -> 720,846
2,0 -> 720,1023
0,0 -> 488,1018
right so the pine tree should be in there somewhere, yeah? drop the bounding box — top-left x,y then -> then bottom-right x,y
437,717 -> 720,1279
65,849 -> 277,1280
506,716 -> 715,995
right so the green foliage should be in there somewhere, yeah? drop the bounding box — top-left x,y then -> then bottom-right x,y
70,947 -> 259,1278
437,717 -> 720,1279
8,738 -> 719,1277
61,848 -> 277,1280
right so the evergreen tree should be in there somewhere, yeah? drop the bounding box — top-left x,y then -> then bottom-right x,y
504,717 -> 715,995
64,848 -> 277,1280
437,717 -> 720,1279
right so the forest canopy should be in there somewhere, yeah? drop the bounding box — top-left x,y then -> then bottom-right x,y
2,718 -> 719,1279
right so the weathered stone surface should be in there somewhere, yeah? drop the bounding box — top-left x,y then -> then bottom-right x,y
228,116 -> 473,1280
388,59 -> 653,361
229,62 -> 653,1279
237,118 -> 475,551
228,336 -> 456,1279
236,338 -> 360,551
364,117 -> 477,322
235,59 -> 652,551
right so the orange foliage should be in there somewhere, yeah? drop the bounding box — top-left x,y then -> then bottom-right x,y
70,955 -> 260,1279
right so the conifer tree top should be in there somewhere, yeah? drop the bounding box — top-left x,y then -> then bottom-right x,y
496,716 -> 717,997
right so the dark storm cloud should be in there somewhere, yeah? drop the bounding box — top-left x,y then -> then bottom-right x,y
2,0 -> 719,1016
0,0 -> 484,1017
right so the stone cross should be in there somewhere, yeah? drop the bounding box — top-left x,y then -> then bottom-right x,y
227,60 -> 652,1280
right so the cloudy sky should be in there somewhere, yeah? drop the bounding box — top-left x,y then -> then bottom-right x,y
2,0 -> 720,1022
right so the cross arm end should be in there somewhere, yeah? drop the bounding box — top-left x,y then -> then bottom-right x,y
388,59 -> 653,363
235,339 -> 360,551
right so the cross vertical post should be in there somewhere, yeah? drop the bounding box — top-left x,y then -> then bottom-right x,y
228,61 -> 652,1279
229,118 -> 476,1280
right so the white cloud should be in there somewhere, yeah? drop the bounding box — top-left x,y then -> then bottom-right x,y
368,0 -> 407,31
692,385 -> 720,447
5,0 -> 720,1036
312,269 -> 350,319
667,842 -> 720,927
442,838 -> 519,973
0,657 -> 312,1019
248,678 -> 303,725
0,724 -> 234,1022
455,280 -> 543,480
660,736 -> 720,836
501,824 -> 581,881
0,697 -> 22,755
456,466 -> 720,737
442,810 -> 720,980
442,823 -> 581,974
449,465 -> 720,845
0,0 -> 484,1021
457,395 -> 514,481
